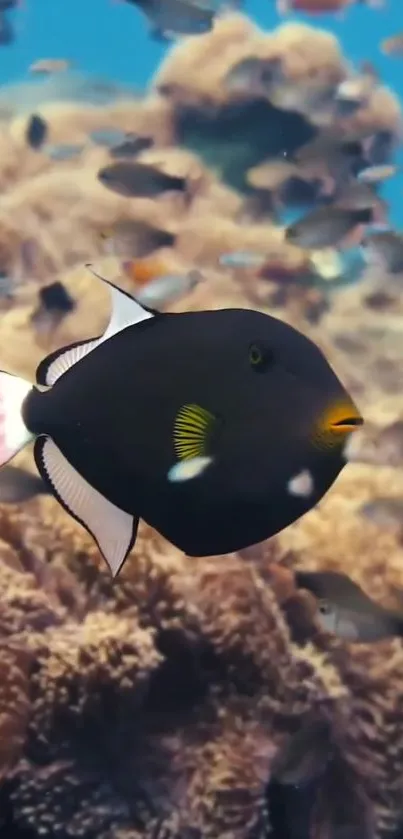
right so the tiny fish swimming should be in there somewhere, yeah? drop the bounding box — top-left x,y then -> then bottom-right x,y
295,569 -> 403,642
0,272 -> 363,576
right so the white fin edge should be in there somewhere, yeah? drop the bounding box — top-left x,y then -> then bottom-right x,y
40,268 -> 155,387
37,437 -> 137,576
0,372 -> 33,465
168,456 -> 213,483
44,338 -> 100,387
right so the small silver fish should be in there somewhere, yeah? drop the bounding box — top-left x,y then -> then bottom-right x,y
29,58 -> 71,74
124,0 -> 215,37
357,164 -> 398,185
89,128 -> 127,148
219,251 -> 266,268
109,134 -> 153,158
136,270 -> 203,307
286,207 -> 373,250
0,465 -> 51,503
44,143 -> 85,161
295,570 -> 403,642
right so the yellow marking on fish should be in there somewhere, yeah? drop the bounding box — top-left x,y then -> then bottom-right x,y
173,403 -> 216,460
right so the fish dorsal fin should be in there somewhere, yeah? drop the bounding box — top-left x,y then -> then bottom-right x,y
98,273 -> 155,342
34,436 -> 138,576
36,270 -> 155,387
36,337 -> 101,387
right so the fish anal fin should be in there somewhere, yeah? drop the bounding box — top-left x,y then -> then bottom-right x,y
36,271 -> 157,387
34,437 -> 138,576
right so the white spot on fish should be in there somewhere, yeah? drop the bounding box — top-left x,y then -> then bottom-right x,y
168,456 -> 213,483
287,469 -> 314,498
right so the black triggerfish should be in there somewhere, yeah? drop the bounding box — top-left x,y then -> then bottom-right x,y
0,271 -> 363,576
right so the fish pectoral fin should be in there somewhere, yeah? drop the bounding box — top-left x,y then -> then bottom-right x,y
36,272 -> 157,387
173,403 -> 218,460
34,437 -> 138,577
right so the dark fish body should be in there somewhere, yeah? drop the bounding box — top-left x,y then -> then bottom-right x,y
26,114 -> 48,150
89,128 -> 127,148
101,219 -> 176,258
38,282 -> 76,314
286,207 -> 373,250
334,182 -> 383,212
31,282 -> 76,333
45,143 -> 84,161
98,162 -> 187,198
0,276 -> 361,575
109,134 -> 154,158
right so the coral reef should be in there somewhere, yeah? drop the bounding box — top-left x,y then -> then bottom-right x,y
0,11 -> 402,839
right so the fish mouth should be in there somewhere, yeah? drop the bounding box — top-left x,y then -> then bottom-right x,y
330,415 -> 364,432
313,401 -> 363,450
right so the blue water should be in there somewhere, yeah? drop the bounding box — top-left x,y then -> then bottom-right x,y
0,0 -> 402,221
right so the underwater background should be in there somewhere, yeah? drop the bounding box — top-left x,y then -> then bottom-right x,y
1,1 -> 403,838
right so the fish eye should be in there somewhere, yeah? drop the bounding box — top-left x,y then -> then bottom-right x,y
248,342 -> 273,372
318,600 -> 332,616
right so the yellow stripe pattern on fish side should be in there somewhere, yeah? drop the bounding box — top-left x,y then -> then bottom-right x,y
173,403 -> 216,460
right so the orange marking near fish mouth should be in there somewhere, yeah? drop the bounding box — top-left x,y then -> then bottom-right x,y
324,401 -> 364,435
313,400 -> 363,450
330,415 -> 363,433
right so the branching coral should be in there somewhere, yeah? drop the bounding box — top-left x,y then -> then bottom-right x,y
0,503 -> 400,839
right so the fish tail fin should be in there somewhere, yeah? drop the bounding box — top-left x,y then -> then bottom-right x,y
0,371 -> 34,466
